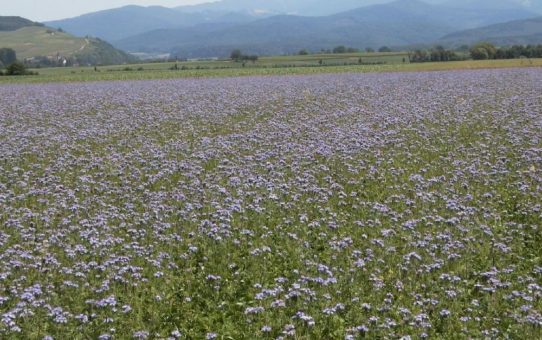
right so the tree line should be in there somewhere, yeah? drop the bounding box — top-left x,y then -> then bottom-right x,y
470,42 -> 542,60
230,49 -> 259,63
298,46 -> 392,55
408,42 -> 542,63
409,46 -> 464,63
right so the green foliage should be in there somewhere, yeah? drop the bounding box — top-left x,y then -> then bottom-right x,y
0,47 -> 16,66
6,61 -> 26,75
411,46 -> 461,63
378,46 -> 392,53
230,50 -> 258,63
230,49 -> 242,61
470,42 -> 497,60
468,42 -> 542,61
494,44 -> 542,59
0,16 -> 43,31
4,61 -> 32,75
333,46 -> 360,54
471,47 -> 489,60
1,60 -> 38,76
243,55 -> 258,63
298,49 -> 310,55
333,46 -> 347,54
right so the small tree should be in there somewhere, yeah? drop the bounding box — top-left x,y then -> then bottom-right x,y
470,42 -> 497,60
298,49 -> 309,55
230,49 -> 242,61
470,47 -> 489,60
6,61 -> 27,75
333,46 -> 347,54
378,46 -> 392,53
410,50 -> 429,63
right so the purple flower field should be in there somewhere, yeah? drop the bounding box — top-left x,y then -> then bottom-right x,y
0,69 -> 541,338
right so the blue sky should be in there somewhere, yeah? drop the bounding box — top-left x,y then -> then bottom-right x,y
3,0 -> 209,22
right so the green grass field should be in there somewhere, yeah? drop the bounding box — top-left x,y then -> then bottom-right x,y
1,57 -> 541,84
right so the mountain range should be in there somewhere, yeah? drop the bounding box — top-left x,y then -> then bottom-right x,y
45,6 -> 257,42
115,0 -> 541,58
27,0 -> 542,59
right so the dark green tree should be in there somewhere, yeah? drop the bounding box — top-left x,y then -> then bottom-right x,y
470,47 -> 489,60
6,61 -> 27,75
230,49 -> 242,61
470,42 -> 497,60
0,48 -> 17,67
410,50 -> 429,63
333,46 -> 347,54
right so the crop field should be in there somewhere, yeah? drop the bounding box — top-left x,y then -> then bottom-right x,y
2,57 -> 542,84
0,68 -> 541,339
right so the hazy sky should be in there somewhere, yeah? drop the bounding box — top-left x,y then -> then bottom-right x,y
3,0 -> 210,22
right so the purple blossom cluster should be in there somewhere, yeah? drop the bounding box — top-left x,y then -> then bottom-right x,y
0,69 -> 541,338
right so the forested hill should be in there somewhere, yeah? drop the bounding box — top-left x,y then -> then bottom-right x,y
0,16 -> 43,31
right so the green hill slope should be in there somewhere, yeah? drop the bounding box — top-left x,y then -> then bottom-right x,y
0,25 -> 135,65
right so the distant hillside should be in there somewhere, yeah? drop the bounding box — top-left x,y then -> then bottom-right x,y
443,0 -> 542,13
0,16 -> 43,31
44,5 -> 258,42
440,17 -> 542,46
116,0 -> 538,58
0,26 -> 135,65
174,0 -> 376,16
